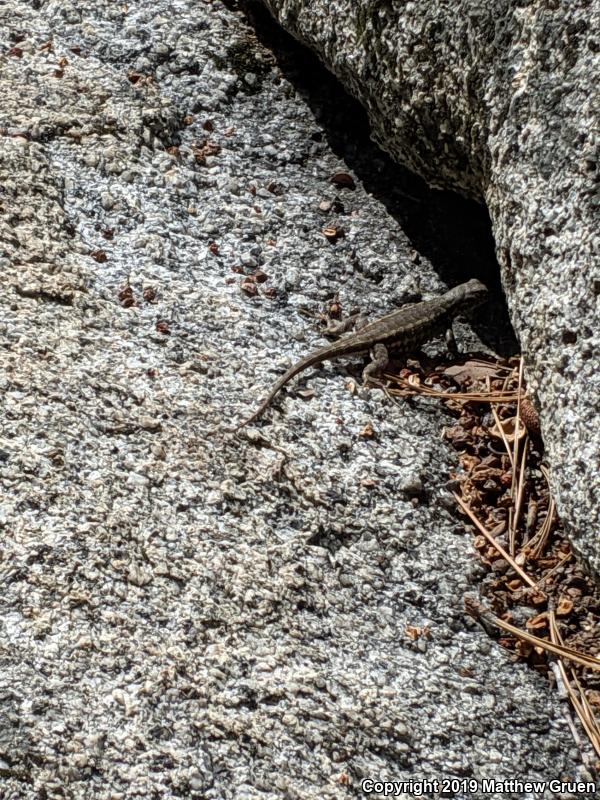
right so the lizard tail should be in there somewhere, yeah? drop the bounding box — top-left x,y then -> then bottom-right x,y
220,350 -> 328,433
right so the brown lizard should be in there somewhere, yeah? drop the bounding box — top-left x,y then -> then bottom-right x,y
222,278 -> 488,432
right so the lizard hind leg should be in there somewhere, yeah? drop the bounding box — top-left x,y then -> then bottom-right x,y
362,343 -> 389,384
324,311 -> 368,338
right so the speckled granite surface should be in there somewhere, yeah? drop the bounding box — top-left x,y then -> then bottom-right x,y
260,0 -> 600,576
0,1 -> 596,797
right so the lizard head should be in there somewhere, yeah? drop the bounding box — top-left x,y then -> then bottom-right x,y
450,279 -> 489,312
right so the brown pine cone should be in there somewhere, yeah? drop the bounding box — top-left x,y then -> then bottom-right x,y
520,396 -> 541,437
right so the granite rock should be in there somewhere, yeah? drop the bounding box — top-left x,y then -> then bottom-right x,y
0,1 -> 596,797
260,0 -> 600,572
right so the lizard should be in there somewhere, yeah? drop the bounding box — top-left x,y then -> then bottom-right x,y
221,278 -> 488,432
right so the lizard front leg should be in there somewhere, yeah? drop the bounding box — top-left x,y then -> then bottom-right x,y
445,326 -> 458,356
362,342 -> 389,384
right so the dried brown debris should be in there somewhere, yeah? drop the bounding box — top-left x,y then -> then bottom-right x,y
383,354 -> 600,761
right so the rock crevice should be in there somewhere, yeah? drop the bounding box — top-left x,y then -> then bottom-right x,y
260,0 -> 600,573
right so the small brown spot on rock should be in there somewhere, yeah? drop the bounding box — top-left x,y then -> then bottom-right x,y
330,171 -> 356,189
